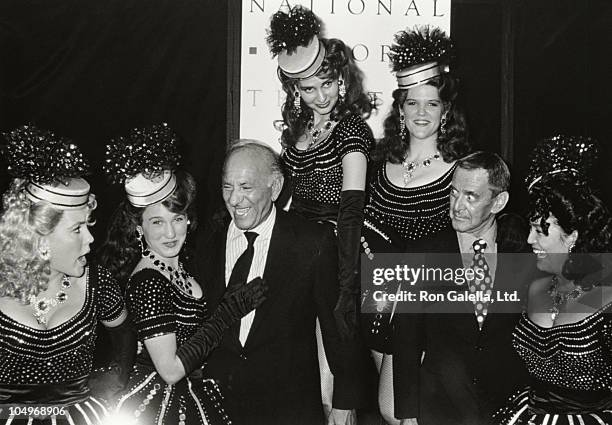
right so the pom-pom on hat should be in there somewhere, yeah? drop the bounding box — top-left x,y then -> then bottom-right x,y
389,25 -> 454,89
266,5 -> 325,80
525,135 -> 599,192
104,123 -> 181,208
2,125 -> 91,209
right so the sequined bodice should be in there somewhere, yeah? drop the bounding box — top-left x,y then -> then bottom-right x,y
126,269 -> 207,348
513,304 -> 612,391
364,162 -> 455,241
0,266 -> 124,385
282,114 -> 373,217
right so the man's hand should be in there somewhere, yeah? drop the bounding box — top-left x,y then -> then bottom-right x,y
400,418 -> 419,425
327,408 -> 356,425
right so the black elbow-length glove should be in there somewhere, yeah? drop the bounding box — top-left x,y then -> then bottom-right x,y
334,189 -> 366,340
177,277 -> 267,374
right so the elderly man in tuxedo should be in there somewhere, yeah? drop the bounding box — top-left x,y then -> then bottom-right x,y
195,140 -> 364,425
393,151 -> 531,425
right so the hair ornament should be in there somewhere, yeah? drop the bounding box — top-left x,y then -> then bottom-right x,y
104,123 -> 181,207
104,123 -> 181,185
389,25 -> 454,89
526,135 -> 599,192
266,5 -> 321,56
2,125 -> 89,185
2,125 -> 91,209
266,5 -> 325,80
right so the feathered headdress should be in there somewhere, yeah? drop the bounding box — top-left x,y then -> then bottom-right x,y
266,5 -> 325,80
525,135 -> 599,192
388,25 -> 454,89
104,123 -> 181,207
2,125 -> 91,208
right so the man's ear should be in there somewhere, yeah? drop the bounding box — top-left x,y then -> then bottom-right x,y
270,175 -> 284,202
491,191 -> 509,214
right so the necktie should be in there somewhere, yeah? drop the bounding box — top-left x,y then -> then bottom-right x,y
228,231 -> 258,291
228,231 -> 258,342
469,239 -> 493,329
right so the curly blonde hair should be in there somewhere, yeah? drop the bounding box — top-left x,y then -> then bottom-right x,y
0,179 -> 96,304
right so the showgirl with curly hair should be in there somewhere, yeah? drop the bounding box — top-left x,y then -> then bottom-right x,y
266,6 -> 376,421
267,7 -> 375,344
0,125 -> 134,425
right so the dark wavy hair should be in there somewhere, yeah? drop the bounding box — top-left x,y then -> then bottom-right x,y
372,73 -> 470,166
98,170 -> 198,287
278,38 -> 374,147
529,174 -> 612,286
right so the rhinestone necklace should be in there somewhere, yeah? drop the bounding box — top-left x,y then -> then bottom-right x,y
548,275 -> 586,323
307,118 -> 336,147
143,249 -> 193,295
402,152 -> 441,185
29,275 -> 72,326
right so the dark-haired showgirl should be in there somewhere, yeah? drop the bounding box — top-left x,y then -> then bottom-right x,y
496,136 -> 612,425
361,26 -> 470,424
99,124 -> 265,425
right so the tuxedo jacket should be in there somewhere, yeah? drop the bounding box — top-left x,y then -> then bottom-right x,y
393,214 -> 533,425
194,209 -> 364,425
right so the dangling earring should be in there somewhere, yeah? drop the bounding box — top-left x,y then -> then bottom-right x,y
38,242 -> 50,261
293,90 -> 301,115
338,77 -> 346,103
399,113 -> 406,140
440,112 -> 449,135
136,227 -> 147,257
568,242 -> 575,253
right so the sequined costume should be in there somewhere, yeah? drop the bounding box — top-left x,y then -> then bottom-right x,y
360,162 -> 456,353
363,162 -> 455,244
116,269 -> 230,425
282,113 -> 374,222
495,304 -> 612,424
0,265 -> 124,424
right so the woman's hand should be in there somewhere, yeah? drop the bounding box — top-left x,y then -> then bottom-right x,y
222,277 -> 267,318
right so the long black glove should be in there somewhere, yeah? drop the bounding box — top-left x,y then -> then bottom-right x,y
334,189 -> 366,340
177,277 -> 267,374
89,314 -> 137,402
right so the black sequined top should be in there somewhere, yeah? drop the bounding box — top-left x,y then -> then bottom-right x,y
0,265 -> 124,385
364,162 -> 456,242
282,114 -> 374,221
126,269 -> 207,348
513,304 -> 612,391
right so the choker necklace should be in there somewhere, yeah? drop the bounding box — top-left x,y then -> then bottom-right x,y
402,152 -> 441,185
144,249 -> 193,295
307,118 -> 335,147
548,275 -> 586,323
29,275 -> 72,326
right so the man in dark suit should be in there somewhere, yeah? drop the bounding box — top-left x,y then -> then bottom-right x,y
393,151 -> 532,425
195,140 -> 363,425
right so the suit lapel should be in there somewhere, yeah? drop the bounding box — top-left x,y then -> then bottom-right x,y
245,211 -> 294,348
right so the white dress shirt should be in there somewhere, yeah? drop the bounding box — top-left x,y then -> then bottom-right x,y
225,206 -> 276,345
